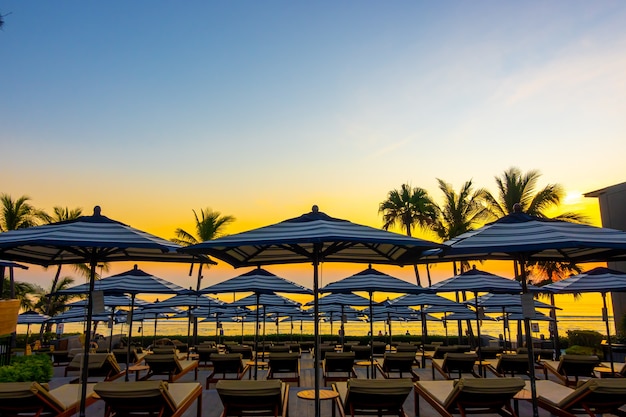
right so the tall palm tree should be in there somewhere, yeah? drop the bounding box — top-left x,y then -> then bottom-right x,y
172,208 -> 235,290
483,167 -> 587,282
0,194 -> 42,231
482,167 -> 585,221
432,179 -> 490,275
379,184 -> 438,286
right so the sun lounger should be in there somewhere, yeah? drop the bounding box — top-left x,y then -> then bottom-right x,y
196,346 -> 219,367
226,344 -> 254,360
486,353 -> 531,378
216,379 -> 289,417
206,353 -> 249,388
0,381 -> 97,417
94,380 -> 202,417
414,377 -> 525,417
323,352 -> 357,385
542,354 -> 600,387
332,378 -> 414,417
598,361 -> 626,377
431,352 -> 480,380
142,353 -> 199,382
525,378 -> 626,417
112,348 -> 147,366
64,352 -> 125,382
376,352 -> 420,381
267,352 -> 301,386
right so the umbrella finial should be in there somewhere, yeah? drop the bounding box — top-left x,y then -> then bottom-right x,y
93,206 -> 102,216
133,264 -> 138,270
512,203 -> 522,213
312,205 -> 319,213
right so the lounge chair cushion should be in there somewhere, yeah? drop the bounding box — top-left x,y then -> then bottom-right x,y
443,377 -> 525,409
347,378 -> 413,395
95,380 -> 177,411
559,378 -> 626,408
0,381 -> 96,413
216,379 -> 282,397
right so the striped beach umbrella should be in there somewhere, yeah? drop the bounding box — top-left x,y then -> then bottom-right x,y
321,266 -> 430,369
305,293 -> 371,344
543,267 -> 626,373
429,266 -> 525,362
182,205 -> 441,417
0,206 -> 206,415
423,207 -> 626,417
18,311 -> 50,346
201,267 -> 310,379
57,265 -> 187,379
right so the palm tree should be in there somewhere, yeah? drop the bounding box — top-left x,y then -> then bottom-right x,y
34,276 -> 76,333
482,167 -> 585,222
172,208 -> 235,290
0,194 -> 42,232
379,184 -> 438,286
0,277 -> 39,310
483,167 -> 587,282
432,179 -> 490,275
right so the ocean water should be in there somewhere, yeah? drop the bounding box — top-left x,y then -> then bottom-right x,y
18,292 -> 617,343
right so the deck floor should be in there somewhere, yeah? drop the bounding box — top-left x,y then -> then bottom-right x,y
49,351 -> 598,417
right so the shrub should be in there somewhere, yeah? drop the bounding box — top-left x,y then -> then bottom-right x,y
0,354 -> 53,383
565,345 -> 599,356
567,330 -> 604,348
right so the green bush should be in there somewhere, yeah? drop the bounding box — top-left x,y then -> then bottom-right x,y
564,345 -> 600,356
0,354 -> 53,383
567,330 -> 604,348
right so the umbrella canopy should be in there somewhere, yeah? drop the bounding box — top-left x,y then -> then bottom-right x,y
321,266 -> 431,365
467,293 -> 559,311
200,267 -> 313,295
157,293 -> 225,308
48,307 -> 127,324
429,267 -> 525,363
56,265 -> 186,296
66,295 -> 150,308
17,311 -> 50,325
425,207 -> 626,417
201,267 -> 309,381
430,267 -> 525,294
543,266 -> 626,374
387,293 -> 461,308
430,209 -> 626,263
0,206 -> 205,416
307,293 -> 372,307
181,205 -> 441,417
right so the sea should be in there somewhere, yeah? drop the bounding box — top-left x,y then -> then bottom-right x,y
18,293 -> 617,344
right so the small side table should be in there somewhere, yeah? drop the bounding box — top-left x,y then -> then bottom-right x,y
297,389 -> 340,417
246,360 -> 269,379
355,360 -> 378,379
127,364 -> 150,381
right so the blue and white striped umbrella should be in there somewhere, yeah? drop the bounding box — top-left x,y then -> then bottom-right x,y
306,293 -> 372,307
200,267 -> 312,295
386,293 -> 461,308
423,206 -> 626,417
321,266 -> 430,361
67,295 -> 150,308
0,206 -> 206,416
543,267 -> 626,373
181,205 -> 441,417
48,307 -> 127,324
430,210 -> 626,263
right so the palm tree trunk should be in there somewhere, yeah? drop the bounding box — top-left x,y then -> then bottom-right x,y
412,264 -> 421,286
426,263 -> 432,287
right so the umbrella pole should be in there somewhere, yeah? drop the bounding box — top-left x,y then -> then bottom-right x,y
549,294 -> 561,360
501,307 -> 507,350
186,308 -> 192,359
25,323 -> 30,348
369,291 -> 375,378
79,260 -> 97,417
474,292 -> 483,374
254,293 -> 260,381
519,258 -> 539,417
313,250 -> 321,417
125,294 -> 136,382
109,307 -> 115,351
602,293 -> 615,375
420,307 -> 427,367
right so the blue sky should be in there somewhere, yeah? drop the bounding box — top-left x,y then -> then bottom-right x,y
2,1 -> 626,290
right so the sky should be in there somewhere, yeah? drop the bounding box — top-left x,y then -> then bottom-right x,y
2,1 -> 626,295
